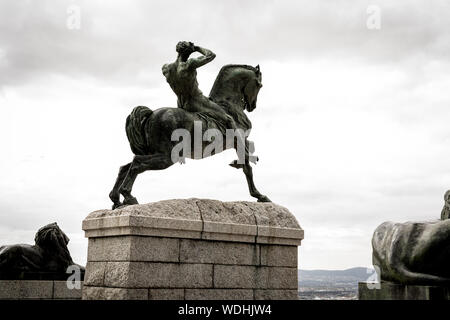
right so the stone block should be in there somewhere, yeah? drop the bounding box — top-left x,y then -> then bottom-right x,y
260,245 -> 297,267
129,236 -> 179,262
87,237 -> 131,261
104,262 -> 213,288
149,289 -> 184,300
88,236 -> 179,262
185,289 -> 254,300
180,239 -> 259,265
84,262 -> 106,286
53,281 -> 83,299
214,265 -> 297,289
82,286 -> 148,300
0,280 -> 53,299
254,289 -> 299,300
103,262 -> 131,287
213,265 -> 257,288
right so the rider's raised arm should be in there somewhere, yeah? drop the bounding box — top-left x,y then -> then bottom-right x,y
187,46 -> 216,69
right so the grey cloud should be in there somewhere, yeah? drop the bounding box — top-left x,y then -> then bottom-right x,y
2,0 -> 450,88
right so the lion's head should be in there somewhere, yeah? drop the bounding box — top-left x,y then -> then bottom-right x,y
34,222 -> 74,269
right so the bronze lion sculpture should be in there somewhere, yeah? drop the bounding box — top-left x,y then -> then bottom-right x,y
372,219 -> 450,285
372,191 -> 450,285
0,222 -> 85,280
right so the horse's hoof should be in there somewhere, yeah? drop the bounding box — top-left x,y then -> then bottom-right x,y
123,196 -> 139,206
112,202 -> 123,210
257,195 -> 271,203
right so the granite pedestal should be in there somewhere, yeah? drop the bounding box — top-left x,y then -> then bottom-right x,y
82,199 -> 304,300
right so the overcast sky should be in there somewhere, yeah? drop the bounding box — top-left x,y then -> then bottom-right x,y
1,0 -> 450,271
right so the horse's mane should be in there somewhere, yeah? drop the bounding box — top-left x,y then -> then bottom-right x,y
214,64 -> 259,82
210,64 -> 259,99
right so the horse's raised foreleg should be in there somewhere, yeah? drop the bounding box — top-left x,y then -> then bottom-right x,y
109,162 -> 132,209
118,153 -> 174,207
229,139 -> 258,169
229,138 -> 269,202
241,162 -> 271,202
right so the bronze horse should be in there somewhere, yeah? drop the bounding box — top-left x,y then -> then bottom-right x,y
109,64 -> 271,209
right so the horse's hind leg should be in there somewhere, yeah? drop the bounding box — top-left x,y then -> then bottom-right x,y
118,153 -> 174,206
109,162 -> 132,209
229,139 -> 268,202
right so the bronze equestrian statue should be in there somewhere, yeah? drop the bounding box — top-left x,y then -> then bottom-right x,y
109,41 -> 270,209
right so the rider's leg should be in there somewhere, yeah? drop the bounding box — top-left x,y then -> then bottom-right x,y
201,98 -> 253,162
214,112 -> 252,162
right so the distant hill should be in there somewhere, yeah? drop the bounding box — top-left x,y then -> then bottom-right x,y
299,267 -> 376,288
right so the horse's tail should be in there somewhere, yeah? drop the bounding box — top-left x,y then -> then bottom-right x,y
126,106 -> 153,155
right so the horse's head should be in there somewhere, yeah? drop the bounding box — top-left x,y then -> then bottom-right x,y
243,65 -> 262,112
209,64 -> 263,113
